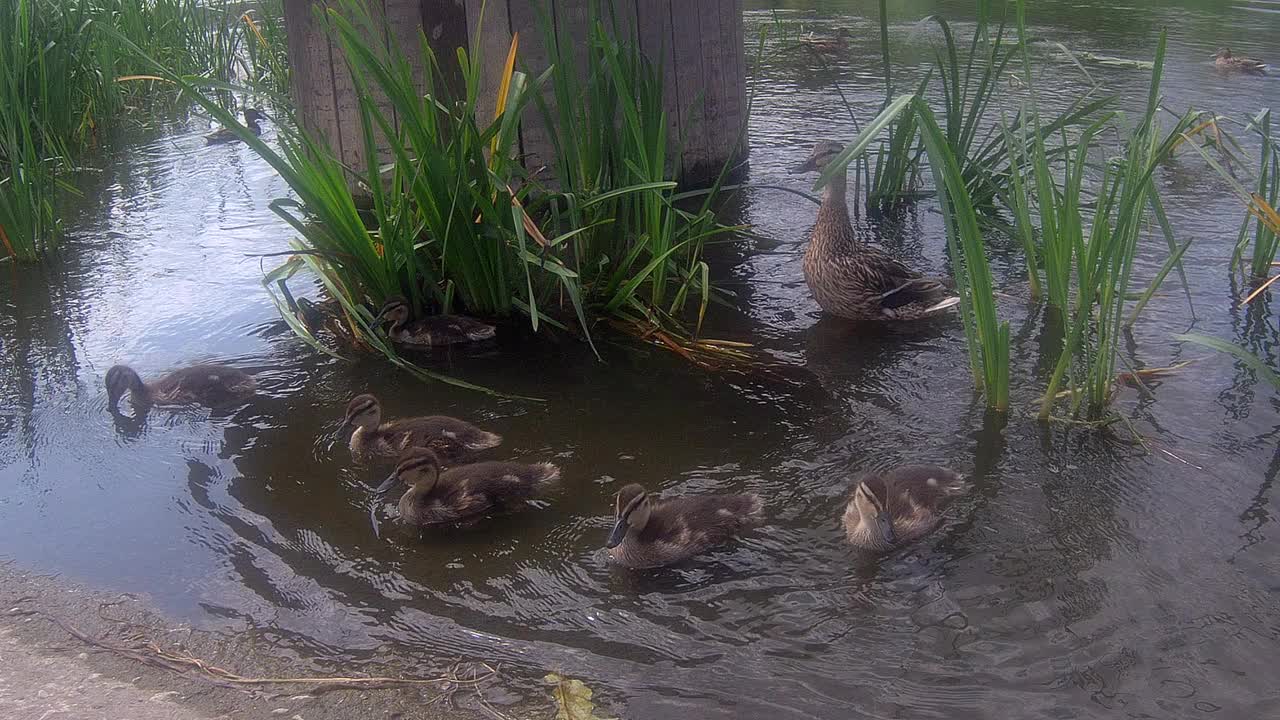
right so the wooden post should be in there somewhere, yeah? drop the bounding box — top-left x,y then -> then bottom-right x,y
281,0 -> 747,188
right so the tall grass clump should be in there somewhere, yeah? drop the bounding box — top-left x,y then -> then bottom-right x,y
1035,32 -> 1197,419
1232,109 -> 1279,283
533,12 -> 739,335
2,0 -> 291,262
863,0 -> 1112,215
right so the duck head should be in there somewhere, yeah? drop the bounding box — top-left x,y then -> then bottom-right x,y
791,139 -> 845,175
852,480 -> 896,545
376,446 -> 441,495
607,483 -> 653,548
341,393 -> 382,433
1214,48 -> 1233,60
374,296 -> 412,329
243,108 -> 265,124
105,365 -> 145,411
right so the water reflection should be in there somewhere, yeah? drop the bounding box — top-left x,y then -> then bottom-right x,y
0,1 -> 1279,718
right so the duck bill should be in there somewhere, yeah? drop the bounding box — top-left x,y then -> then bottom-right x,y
605,519 -> 629,549
790,158 -> 817,174
875,513 -> 897,545
374,474 -> 399,495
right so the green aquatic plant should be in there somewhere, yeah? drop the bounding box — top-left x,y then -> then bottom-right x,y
1,0 -> 287,261
1036,31 -> 1199,419
1175,333 -> 1280,391
532,12 -> 741,337
1233,109 -> 1279,283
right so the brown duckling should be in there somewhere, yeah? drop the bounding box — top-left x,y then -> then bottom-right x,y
205,108 -> 264,144
1213,48 -> 1267,75
375,297 -> 495,348
374,447 -> 559,529
341,393 -> 501,463
105,364 -> 256,413
793,140 -> 959,321
606,483 -> 763,568
842,465 -> 965,552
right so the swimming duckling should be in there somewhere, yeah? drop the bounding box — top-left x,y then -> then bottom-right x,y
793,140 -> 959,321
341,393 -> 501,462
606,484 -> 763,568
105,364 -> 256,413
842,465 -> 964,552
375,297 -> 496,348
205,108 -> 265,144
1214,48 -> 1267,75
374,447 -> 559,529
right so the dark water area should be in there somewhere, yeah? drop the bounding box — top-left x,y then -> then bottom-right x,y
2,1 -> 1279,718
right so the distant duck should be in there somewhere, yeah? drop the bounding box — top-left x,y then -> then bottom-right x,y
799,28 -> 852,53
341,393 -> 501,463
842,465 -> 965,552
105,364 -> 255,413
374,447 -> 559,529
375,297 -> 496,348
793,140 -> 959,321
1213,48 -> 1267,74
205,108 -> 264,144
605,484 -> 763,568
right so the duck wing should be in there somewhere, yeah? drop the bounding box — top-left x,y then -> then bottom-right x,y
152,365 -> 255,405
878,465 -> 965,515
381,416 -> 502,461
849,247 -> 956,314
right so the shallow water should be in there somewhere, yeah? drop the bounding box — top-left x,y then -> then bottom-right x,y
2,1 -> 1279,717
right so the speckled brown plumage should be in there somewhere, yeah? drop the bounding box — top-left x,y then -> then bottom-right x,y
105,364 -> 256,412
1214,48 -> 1267,74
796,140 -> 959,322
343,393 -> 501,463
842,465 -> 964,552
377,297 -> 495,348
607,484 -> 763,568
385,448 -> 558,528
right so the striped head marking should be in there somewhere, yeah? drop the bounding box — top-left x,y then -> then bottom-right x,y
607,484 -> 651,549
376,447 -> 440,495
375,297 -> 411,327
854,480 -> 896,545
342,393 -> 381,431
792,139 -> 845,174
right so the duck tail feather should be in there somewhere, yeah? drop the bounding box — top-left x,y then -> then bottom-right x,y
924,296 -> 961,314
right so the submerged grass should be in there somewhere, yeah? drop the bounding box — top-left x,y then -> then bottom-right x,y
1,0 -> 289,262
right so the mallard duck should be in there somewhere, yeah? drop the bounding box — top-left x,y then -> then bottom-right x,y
105,364 -> 256,413
205,108 -> 264,144
793,140 -> 959,321
842,465 -> 964,551
799,28 -> 852,53
605,483 -> 763,568
374,447 -> 558,529
341,393 -> 501,462
375,297 -> 496,348
1214,48 -> 1267,74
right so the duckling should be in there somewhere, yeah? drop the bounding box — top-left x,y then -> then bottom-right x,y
793,140 -> 959,321
341,393 -> 501,463
205,108 -> 265,144
374,447 -> 559,529
375,297 -> 496,348
842,465 -> 964,552
605,484 -> 763,568
1214,48 -> 1267,75
105,364 -> 256,413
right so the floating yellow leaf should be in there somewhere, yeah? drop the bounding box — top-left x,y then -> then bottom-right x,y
544,673 -> 617,720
